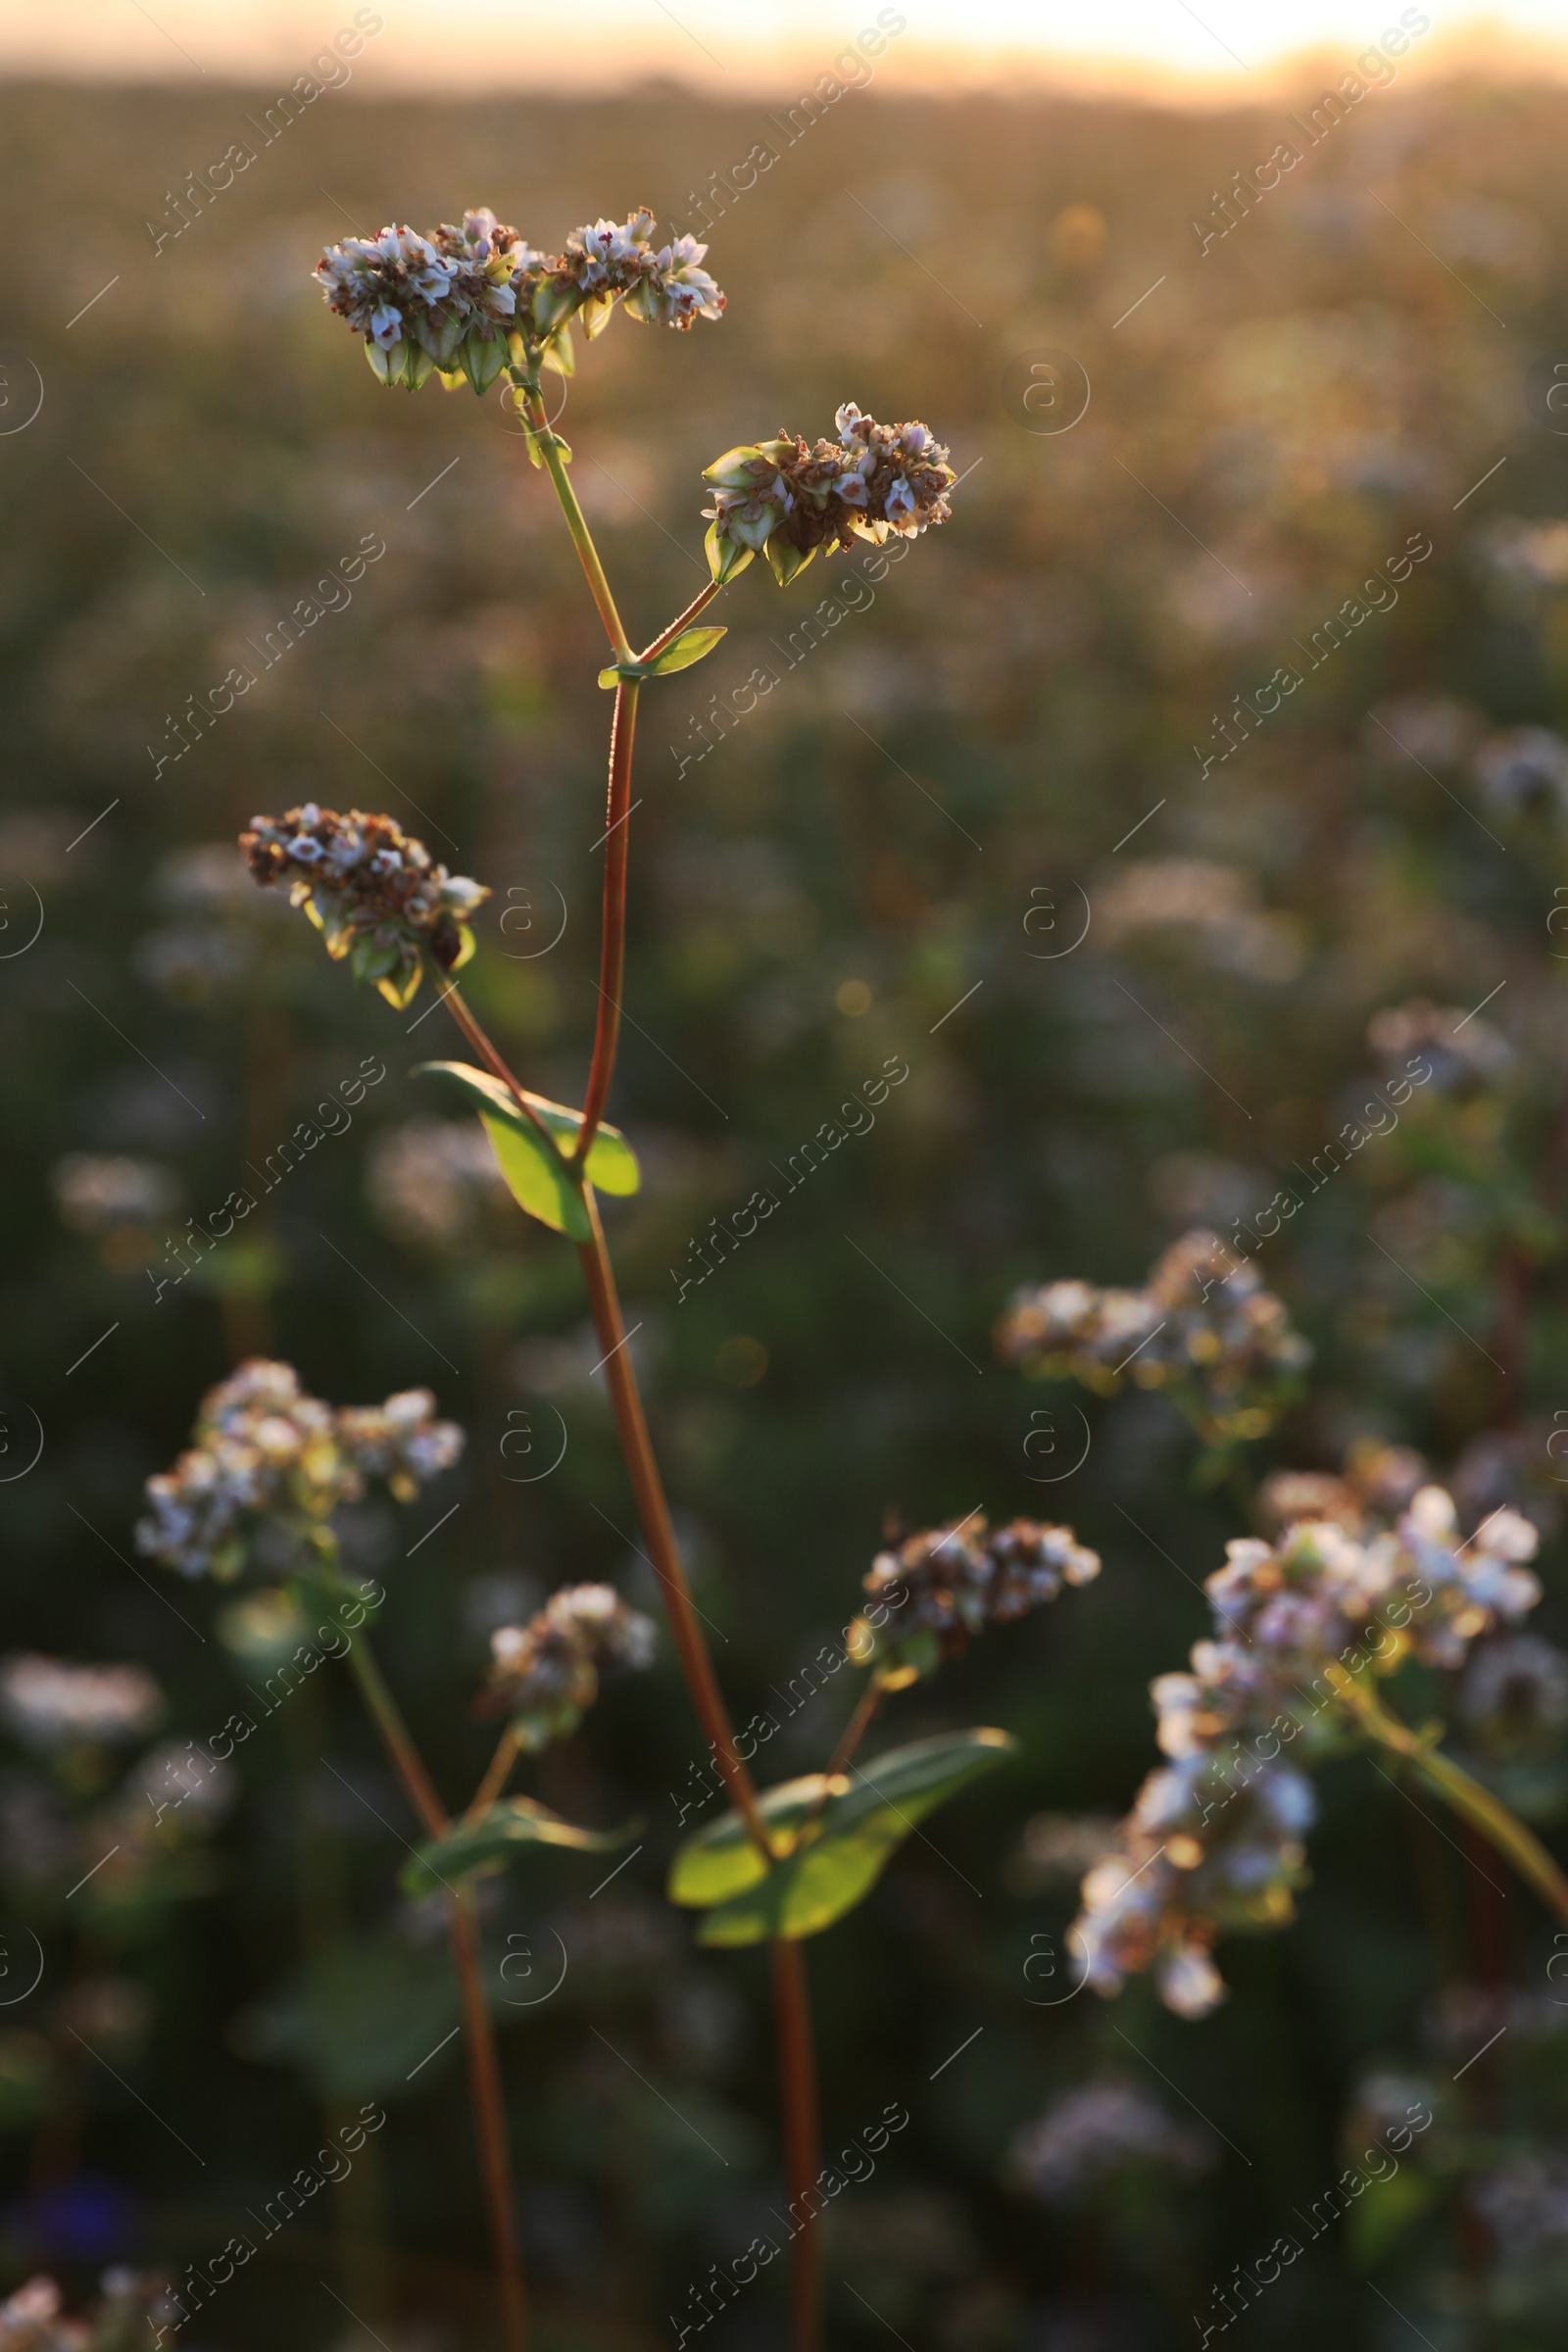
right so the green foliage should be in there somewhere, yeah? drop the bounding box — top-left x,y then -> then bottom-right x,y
669,1730 -> 1018,1944
401,1796 -> 634,1896
598,626 -> 727,687
415,1060 -> 639,1238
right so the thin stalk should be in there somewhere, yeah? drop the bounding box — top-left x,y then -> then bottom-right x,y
467,1724 -> 523,1824
771,1940 -> 823,2352
1334,1667 -> 1568,1921
491,386 -> 826,2350
336,1606 -> 448,1841
575,680 -> 638,1163
450,1884 -> 528,2352
442,982 -> 562,1159
825,1676 -> 884,1785
433,995 -> 772,1855
638,578 -> 722,664
320,1555 -> 530,2352
574,1189 -> 772,1862
508,353 -> 631,661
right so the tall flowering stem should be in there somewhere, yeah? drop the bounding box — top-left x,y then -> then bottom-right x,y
303,208 -> 962,2352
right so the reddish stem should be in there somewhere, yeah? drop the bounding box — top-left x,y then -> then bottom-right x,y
450,1885 -> 529,2352
771,1940 -> 823,2352
638,577 -> 722,664
825,1677 -> 884,1785
574,1189 -> 772,1859
442,983 -> 561,1158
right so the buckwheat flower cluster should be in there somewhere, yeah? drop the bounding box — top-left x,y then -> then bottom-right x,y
997,1229 -> 1309,1446
536,210 -> 724,335
1006,2080 -> 1212,2204
335,1390 -> 466,1503
853,1515 -> 1100,1677
1070,1490 -> 1544,2016
315,213 -> 529,390
1075,1748 -> 1315,2018
478,1584 -> 656,1750
0,1658 -> 164,1754
701,403 -> 956,586
240,805 -> 489,1007
316,206 -> 723,392
136,1359 -> 464,1581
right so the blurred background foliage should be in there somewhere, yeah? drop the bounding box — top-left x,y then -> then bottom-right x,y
3,60 -> 1568,2352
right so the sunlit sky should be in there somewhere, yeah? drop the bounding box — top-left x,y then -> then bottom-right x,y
4,0 -> 1568,90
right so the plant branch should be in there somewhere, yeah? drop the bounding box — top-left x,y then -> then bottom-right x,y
467,1724 -> 523,1825
1334,1667 -> 1568,1922
441,981 -> 562,1159
574,680 -> 638,1163
825,1675 -> 884,1785
508,351 -> 631,661
771,1939 -> 823,2352
449,1884 -> 529,2352
638,578 -> 722,663
333,1595 -> 448,1842
573,1190 -> 772,1860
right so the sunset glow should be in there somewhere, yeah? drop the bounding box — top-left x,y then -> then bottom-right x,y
9,0 -> 1568,91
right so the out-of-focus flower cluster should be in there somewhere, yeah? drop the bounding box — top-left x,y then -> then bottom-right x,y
367,1118 -> 510,1250
702,404 -> 956,586
997,1229 -> 1309,1447
241,805 -> 488,1007
1094,858 -> 1306,984
1006,2079 -> 1213,2204
1071,1485 -> 1543,2017
479,1584 -> 656,1750
49,1155 -> 178,1240
1366,997 -> 1511,1093
0,1658 -> 163,1755
137,1359 -> 463,1580
0,2274 -> 172,2352
316,206 -> 723,392
850,1515 -> 1100,1681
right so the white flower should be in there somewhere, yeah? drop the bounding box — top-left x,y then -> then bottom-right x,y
1158,1941 -> 1226,2018
0,1656 -> 164,1752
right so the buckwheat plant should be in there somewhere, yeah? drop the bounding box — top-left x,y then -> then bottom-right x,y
1066,1472 -> 1568,2020
997,1228 -> 1310,1471
181,197 -> 1052,2352
138,1360 -> 650,2352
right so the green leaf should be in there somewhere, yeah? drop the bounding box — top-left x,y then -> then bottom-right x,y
401,1797 -> 635,1897
481,1114 -> 590,1238
667,1775 -> 838,1908
668,1729 -> 1018,1946
414,1061 -> 640,1240
597,627 -> 729,691
648,626 -> 727,676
